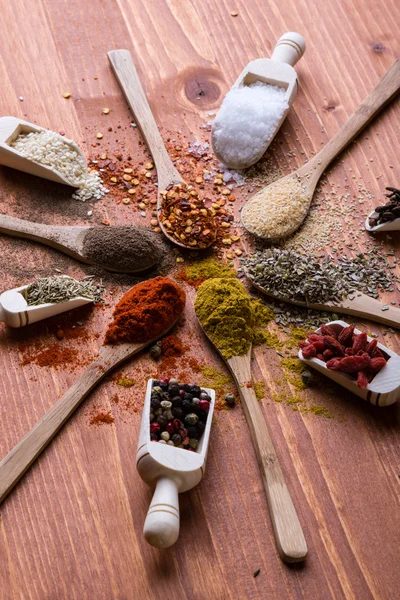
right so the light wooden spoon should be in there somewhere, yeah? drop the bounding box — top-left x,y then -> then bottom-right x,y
0,214 -> 159,273
242,59 -> 400,240
246,275 -> 400,329
198,324 -> 307,563
0,320 -> 179,504
108,49 -> 215,250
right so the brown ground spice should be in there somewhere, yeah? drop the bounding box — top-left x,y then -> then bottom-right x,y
90,411 -> 114,425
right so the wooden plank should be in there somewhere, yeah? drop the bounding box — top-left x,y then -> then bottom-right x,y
0,0 -> 398,598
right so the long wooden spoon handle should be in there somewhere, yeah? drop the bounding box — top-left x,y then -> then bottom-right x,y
228,355 -> 308,563
108,49 -> 182,188
0,362 -> 104,503
309,59 -> 400,176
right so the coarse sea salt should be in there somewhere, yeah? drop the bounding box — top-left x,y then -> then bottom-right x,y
11,130 -> 108,202
212,82 -> 288,169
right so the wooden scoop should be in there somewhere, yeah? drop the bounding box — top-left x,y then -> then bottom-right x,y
108,49 -> 215,250
299,320 -> 400,407
242,59 -> 400,240
0,116 -> 85,186
0,214 -> 159,273
212,32 -> 306,169
137,379 -> 215,548
197,324 -> 307,563
0,277 -> 94,328
0,318 -> 180,504
246,275 -> 400,329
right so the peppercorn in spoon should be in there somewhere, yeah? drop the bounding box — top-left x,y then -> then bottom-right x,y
241,59 -> 400,240
0,214 -> 163,273
108,50 -> 216,250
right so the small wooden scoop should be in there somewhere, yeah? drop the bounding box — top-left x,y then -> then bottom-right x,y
246,275 -> 400,329
0,277 -> 94,328
212,32 -> 306,169
0,116 -> 85,186
198,324 -> 307,563
137,379 -> 215,548
108,49 -> 215,250
299,320 -> 400,406
0,318 -> 180,504
242,59 -> 400,240
0,214 -> 159,273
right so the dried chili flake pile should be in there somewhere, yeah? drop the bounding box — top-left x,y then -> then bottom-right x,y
159,182 -> 216,248
299,323 -> 388,389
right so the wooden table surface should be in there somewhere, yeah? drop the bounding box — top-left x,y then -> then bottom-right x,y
0,1 -> 399,598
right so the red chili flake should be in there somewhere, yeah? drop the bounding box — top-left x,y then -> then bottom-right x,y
352,332 -> 368,353
302,344 -> 317,359
356,370 -> 369,389
320,324 -> 338,338
338,324 -> 355,347
324,336 -> 345,356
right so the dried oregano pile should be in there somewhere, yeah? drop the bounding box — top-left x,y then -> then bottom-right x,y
243,248 -> 394,305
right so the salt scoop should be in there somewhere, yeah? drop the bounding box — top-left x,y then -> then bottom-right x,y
0,276 -> 95,328
211,32 -> 306,169
136,379 -> 215,548
299,320 -> 400,406
365,211 -> 400,233
0,116 -> 86,186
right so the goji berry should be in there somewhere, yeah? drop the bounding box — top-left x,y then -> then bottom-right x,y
323,349 -> 334,360
356,370 -> 369,390
302,344 -> 317,359
326,357 -> 342,370
371,346 -> 385,359
307,334 -> 326,351
324,336 -> 345,356
366,339 -> 378,356
320,324 -> 338,338
338,324 -> 355,347
330,353 -> 371,374
368,357 -> 387,374
316,353 -> 325,361
352,332 -> 368,353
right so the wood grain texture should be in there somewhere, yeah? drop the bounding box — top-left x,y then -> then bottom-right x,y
0,0 -> 398,599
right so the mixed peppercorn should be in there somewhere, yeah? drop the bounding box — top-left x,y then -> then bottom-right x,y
149,378 -> 211,450
159,182 -> 216,248
299,323 -> 388,389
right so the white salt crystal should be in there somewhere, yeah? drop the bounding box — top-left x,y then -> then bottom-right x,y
212,82 -> 288,169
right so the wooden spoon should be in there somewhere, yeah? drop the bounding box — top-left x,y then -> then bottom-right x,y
198,324 -> 307,563
108,49 -> 215,250
0,214 -> 159,273
246,275 -> 400,329
242,59 -> 400,240
0,116 -> 86,186
0,320 -> 179,504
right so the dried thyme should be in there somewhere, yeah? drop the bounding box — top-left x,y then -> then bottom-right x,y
25,275 -> 105,306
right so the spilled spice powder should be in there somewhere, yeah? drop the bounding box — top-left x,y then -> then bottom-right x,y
90,411 -> 114,425
20,345 -> 80,369
161,334 -> 184,357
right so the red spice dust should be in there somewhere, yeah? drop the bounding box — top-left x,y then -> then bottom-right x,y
20,345 -> 80,369
90,411 -> 114,425
161,334 -> 184,357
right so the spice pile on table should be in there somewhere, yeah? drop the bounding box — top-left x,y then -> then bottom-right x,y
212,82 -> 288,169
81,225 -> 168,272
159,182 -> 216,248
11,130 -> 108,201
25,275 -> 104,305
104,277 -> 186,344
368,186 -> 400,228
300,323 -> 388,389
150,378 -> 211,451
194,277 -> 273,359
243,248 -> 394,304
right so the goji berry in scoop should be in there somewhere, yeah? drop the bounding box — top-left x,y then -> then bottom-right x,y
324,336 -> 345,356
320,324 -> 338,338
338,324 -> 355,347
356,370 -> 369,389
352,332 -> 368,353
302,344 -> 317,359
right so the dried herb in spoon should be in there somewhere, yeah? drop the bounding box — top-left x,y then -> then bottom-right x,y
25,275 -> 104,306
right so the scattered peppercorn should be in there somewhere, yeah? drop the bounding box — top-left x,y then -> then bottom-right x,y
225,393 -> 236,406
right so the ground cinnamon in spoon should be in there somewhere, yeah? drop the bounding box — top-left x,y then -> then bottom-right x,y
104,276 -> 186,344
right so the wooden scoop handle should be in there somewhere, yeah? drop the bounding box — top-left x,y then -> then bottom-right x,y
228,354 -> 308,563
108,49 -> 182,190
144,477 -> 180,548
306,59 -> 400,180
